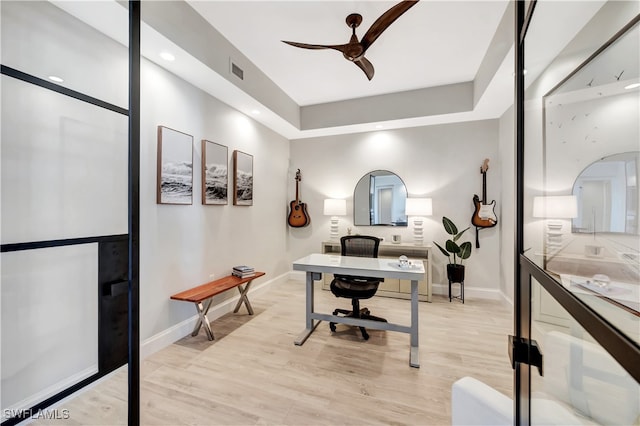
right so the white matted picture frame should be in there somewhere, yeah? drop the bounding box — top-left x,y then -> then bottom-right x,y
157,126 -> 193,205
233,150 -> 253,206
201,140 -> 228,205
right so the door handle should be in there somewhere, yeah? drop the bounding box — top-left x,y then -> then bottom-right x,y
104,280 -> 128,297
509,335 -> 543,376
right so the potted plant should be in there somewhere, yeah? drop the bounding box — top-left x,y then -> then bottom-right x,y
433,216 -> 472,283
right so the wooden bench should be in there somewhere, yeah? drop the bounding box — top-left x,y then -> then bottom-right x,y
170,272 -> 265,341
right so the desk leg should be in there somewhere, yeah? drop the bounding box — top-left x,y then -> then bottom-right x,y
410,279 -> 420,368
295,271 -> 320,345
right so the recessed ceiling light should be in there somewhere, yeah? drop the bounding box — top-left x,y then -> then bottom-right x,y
375,125 -> 384,129
251,109 -> 260,115
624,83 -> 640,90
48,75 -> 64,83
159,51 -> 175,61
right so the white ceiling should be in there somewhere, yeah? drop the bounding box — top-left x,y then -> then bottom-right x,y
51,1 -> 613,140
188,1 -> 509,107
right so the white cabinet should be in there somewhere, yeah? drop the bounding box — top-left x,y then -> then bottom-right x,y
320,241 -> 432,302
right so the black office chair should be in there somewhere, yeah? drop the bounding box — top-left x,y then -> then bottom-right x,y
329,235 -> 387,340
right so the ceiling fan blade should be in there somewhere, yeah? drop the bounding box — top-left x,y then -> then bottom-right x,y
282,40 -> 347,54
360,0 -> 419,53
354,57 -> 374,81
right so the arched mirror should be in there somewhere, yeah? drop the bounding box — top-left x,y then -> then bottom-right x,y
572,152 -> 639,234
353,170 -> 408,226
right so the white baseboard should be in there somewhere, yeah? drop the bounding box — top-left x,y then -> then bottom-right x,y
141,271 -> 289,359
500,292 -> 514,307
2,365 -> 97,421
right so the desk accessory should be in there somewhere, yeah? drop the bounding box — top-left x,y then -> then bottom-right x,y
394,255 -> 420,269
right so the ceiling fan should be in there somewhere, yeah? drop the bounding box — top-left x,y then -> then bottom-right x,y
282,0 -> 419,81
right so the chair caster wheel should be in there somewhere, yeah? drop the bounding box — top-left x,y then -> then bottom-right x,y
360,327 -> 369,340
330,322 -> 336,332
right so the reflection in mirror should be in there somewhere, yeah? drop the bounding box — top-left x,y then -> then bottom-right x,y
544,22 -> 639,237
353,170 -> 407,226
572,152 -> 639,235
540,20 -> 640,330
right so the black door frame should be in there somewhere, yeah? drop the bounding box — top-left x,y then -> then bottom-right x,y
513,1 -> 529,422
514,1 -> 640,424
128,2 -> 141,425
0,3 -> 139,425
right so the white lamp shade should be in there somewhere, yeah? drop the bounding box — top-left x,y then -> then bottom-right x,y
405,198 -> 433,216
532,195 -> 578,218
323,198 -> 347,216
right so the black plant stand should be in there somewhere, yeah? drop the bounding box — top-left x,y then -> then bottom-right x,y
446,264 -> 465,303
448,279 -> 464,303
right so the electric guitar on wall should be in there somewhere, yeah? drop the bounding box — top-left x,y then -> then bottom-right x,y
471,158 -> 497,247
288,169 -> 310,228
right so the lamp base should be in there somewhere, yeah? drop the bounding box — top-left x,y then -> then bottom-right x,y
544,221 -> 564,254
413,218 -> 424,246
329,217 -> 339,240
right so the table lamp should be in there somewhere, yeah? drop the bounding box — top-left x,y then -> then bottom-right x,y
324,199 -> 347,240
533,195 -> 577,252
405,198 -> 433,246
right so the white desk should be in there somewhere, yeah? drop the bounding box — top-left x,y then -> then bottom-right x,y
292,253 -> 426,367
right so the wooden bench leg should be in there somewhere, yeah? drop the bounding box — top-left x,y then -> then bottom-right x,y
233,281 -> 254,315
192,299 -> 214,340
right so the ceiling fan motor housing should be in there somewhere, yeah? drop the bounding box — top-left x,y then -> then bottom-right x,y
346,13 -> 363,28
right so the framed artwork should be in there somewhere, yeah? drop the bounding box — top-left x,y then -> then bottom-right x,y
233,150 -> 253,206
201,140 -> 228,205
157,126 -> 193,205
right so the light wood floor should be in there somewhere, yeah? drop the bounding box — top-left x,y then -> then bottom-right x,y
34,279 -> 513,425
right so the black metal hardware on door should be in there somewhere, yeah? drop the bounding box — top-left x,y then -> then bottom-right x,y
509,335 -> 544,376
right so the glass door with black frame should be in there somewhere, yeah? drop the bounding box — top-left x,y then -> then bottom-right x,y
518,1 -> 640,425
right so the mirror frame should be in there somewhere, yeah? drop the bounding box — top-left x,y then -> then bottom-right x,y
353,170 -> 408,226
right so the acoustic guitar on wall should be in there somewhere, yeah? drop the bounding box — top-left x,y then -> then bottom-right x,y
288,169 -> 310,228
471,158 -> 497,247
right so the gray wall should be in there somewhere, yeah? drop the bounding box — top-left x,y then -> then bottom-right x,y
288,120 -> 504,298
139,59 -> 292,351
498,105 -> 515,303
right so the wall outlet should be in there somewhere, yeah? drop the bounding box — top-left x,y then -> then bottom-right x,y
209,273 -> 215,280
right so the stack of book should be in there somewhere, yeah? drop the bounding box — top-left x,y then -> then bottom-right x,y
232,265 -> 255,278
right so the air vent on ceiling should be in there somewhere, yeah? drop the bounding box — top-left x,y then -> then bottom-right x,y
231,62 -> 244,80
